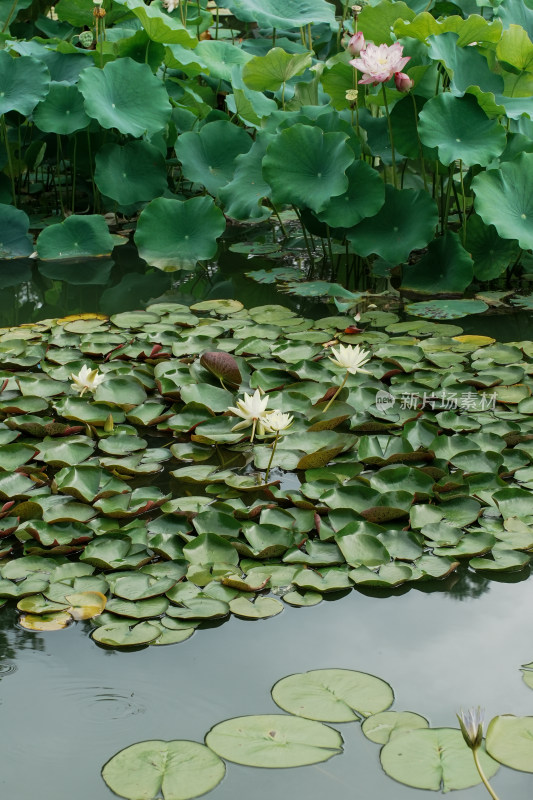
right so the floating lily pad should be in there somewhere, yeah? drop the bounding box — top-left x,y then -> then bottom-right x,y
205,714 -> 343,768
271,669 -> 393,722
486,715 -> 533,772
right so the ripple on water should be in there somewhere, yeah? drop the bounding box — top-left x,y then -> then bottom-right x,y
62,683 -> 147,722
0,663 -> 17,677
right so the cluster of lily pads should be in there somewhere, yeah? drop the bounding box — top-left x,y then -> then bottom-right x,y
2,0 -> 533,292
100,666 -> 533,799
1,300 -> 533,646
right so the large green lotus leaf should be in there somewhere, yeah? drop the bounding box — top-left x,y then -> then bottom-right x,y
486,715 -> 533,772
114,0 -> 197,46
418,93 -> 506,166
390,95 -> 437,161
134,196 -> 226,270
175,121 -> 252,197
362,711 -> 429,744
205,715 -> 343,768
95,141 -> 167,206
0,0 -> 32,31
359,0 -> 415,44
465,213 -> 519,281
0,205 -> 33,258
263,124 -> 354,214
427,33 -> 503,97
271,669 -> 393,722
496,23 -> 533,72
182,533 -> 239,566
394,12 -> 502,46
0,51 -> 50,115
226,66 -> 278,128
36,215 -> 116,260
401,232 -> 473,293
472,153 -> 533,250
92,621 -> 160,647
347,187 -> 438,264
317,160 -> 385,229
381,728 -> 499,790
242,48 -> 311,92
194,40 -> 252,82
102,740 -> 225,800
78,58 -> 171,138
222,0 -> 337,30
33,83 -> 89,135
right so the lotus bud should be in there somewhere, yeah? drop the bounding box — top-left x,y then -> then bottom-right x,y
347,31 -> 365,56
394,71 -> 414,92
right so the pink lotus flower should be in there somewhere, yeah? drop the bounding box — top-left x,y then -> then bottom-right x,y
347,32 -> 365,56
350,42 -> 410,86
394,71 -> 414,92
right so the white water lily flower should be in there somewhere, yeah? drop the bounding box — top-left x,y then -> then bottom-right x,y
70,364 -> 105,396
228,389 -> 269,440
328,343 -> 371,375
261,409 -> 293,434
457,707 -> 485,750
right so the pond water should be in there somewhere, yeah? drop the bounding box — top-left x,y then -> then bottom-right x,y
2,244 -> 533,799
1,569 -> 533,799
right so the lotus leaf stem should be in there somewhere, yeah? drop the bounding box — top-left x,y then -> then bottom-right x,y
1,115 -> 16,207
265,431 -> 279,482
381,84 -> 398,189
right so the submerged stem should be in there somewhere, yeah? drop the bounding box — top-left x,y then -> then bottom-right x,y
265,432 -> 279,482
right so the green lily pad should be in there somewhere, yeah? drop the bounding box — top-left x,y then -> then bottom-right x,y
362,711 -> 429,744
92,621 -> 160,647
486,715 -> 533,772
36,215 -> 116,260
229,596 -> 283,618
205,714 -> 343,768
271,669 -> 393,722
406,299 -> 488,320
381,728 -> 499,790
102,740 -> 225,800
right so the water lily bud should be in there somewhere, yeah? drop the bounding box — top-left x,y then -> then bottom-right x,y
104,413 -> 114,433
347,31 -> 365,56
394,71 -> 414,92
457,708 -> 484,750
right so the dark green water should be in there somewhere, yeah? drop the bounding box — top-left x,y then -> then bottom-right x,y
1,572 -> 533,799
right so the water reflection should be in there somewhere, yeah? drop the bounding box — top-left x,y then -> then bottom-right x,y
0,605 -> 44,677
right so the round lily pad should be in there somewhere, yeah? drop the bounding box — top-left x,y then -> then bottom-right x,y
486,715 -> 533,772
362,711 -> 429,744
92,621 -> 160,648
271,668 -> 394,722
102,740 -> 225,800
205,714 -> 343,767
381,728 -> 499,790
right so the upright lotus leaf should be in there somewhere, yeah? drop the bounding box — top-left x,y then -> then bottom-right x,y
496,0 -> 533,42
102,740 -> 225,800
242,48 -> 312,92
472,152 -> 533,250
359,0 -> 415,44
427,33 -> 504,97
205,715 -> 343,768
393,12 -> 503,46
401,232 -> 474,293
465,214 -> 519,280
317,160 -> 385,228
78,58 -> 171,138
36,215 -> 116,260
486,715 -> 533,772
175,121 -> 252,196
262,125 -> 354,214
221,0 -> 337,30
381,728 -> 499,790
33,84 -> 90,135
0,51 -> 50,115
134,196 -> 226,270
271,669 -> 393,722
347,187 -> 438,264
418,93 -> 506,166
194,39 -> 253,82
219,136 -> 272,221
0,205 -> 33,258
114,0 -> 197,46
95,141 -> 167,206
496,23 -> 533,72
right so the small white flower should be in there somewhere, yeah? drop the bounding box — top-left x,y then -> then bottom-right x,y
457,707 -> 485,750
227,389 -> 269,440
261,409 -> 293,434
328,343 -> 371,375
70,364 -> 105,396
